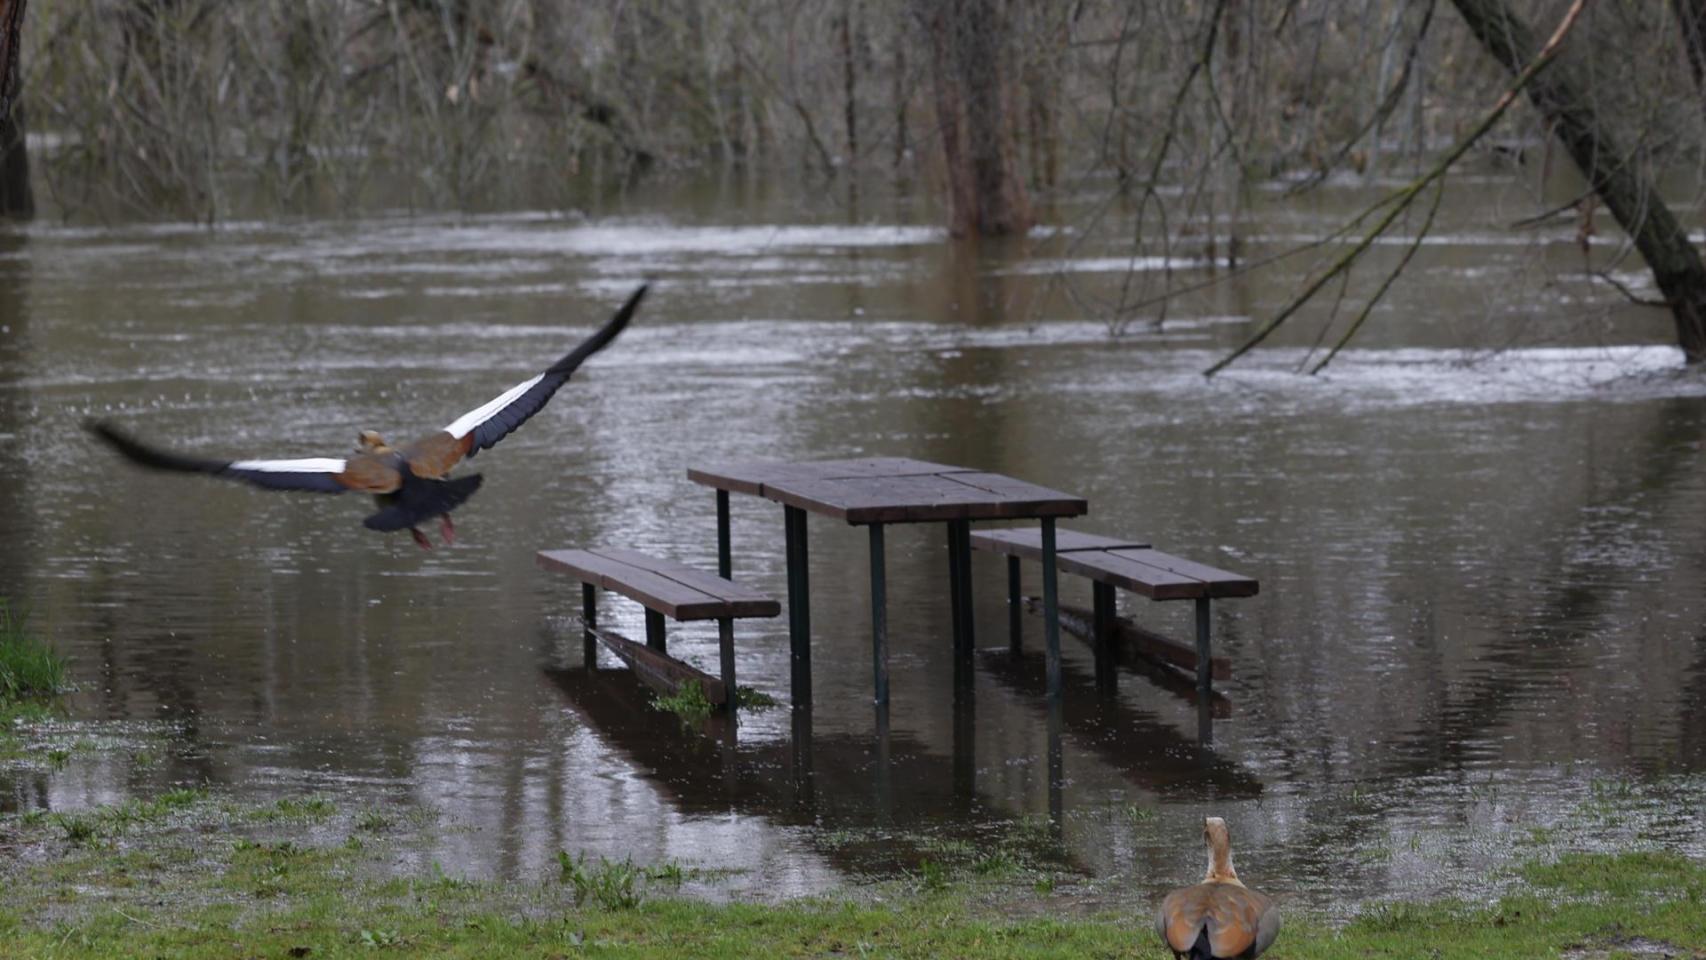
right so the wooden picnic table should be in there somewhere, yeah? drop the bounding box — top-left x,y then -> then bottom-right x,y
687,457 -> 1088,707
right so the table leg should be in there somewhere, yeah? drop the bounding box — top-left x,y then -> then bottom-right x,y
1042,517 -> 1062,700
784,505 -> 812,709
955,520 -> 975,650
946,522 -> 965,651
869,523 -> 889,706
716,489 -> 731,580
718,617 -> 736,714
1007,556 -> 1022,654
1195,598 -> 1212,693
581,581 -> 597,668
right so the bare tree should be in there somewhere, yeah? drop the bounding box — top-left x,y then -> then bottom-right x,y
915,0 -> 1032,236
1452,0 -> 1706,362
0,0 -> 31,218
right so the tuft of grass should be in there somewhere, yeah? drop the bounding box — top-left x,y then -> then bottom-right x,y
556,852 -> 644,910
256,796 -> 336,822
734,686 -> 779,710
0,601 -> 68,701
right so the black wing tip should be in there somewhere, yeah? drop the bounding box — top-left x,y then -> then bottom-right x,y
545,284 -> 649,377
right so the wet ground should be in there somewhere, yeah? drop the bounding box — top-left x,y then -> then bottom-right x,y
2,170 -> 1705,914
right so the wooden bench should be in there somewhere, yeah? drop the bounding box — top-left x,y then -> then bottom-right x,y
969,528 -> 1257,692
537,547 -> 781,710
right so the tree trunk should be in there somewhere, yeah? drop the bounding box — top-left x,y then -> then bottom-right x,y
1451,0 -> 1706,361
1672,0 -> 1706,108
0,0 -> 31,219
916,0 -> 1032,237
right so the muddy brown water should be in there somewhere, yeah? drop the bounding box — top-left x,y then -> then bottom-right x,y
2,171 -> 1705,913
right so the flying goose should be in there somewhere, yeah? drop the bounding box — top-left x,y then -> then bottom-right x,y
1157,817 -> 1280,959
87,285 -> 647,550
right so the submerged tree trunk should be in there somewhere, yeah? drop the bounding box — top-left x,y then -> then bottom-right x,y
0,0 -> 32,219
1452,0 -> 1706,361
916,0 -> 1032,237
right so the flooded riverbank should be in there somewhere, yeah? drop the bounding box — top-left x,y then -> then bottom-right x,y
3,173 -> 1704,912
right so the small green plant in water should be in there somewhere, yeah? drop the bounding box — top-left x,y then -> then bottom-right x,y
557,851 -> 644,910
0,601 -> 67,701
735,686 -> 779,709
652,681 -> 715,723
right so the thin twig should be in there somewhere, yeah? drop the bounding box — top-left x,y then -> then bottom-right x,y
1310,177 -> 1445,374
1586,269 -> 1669,308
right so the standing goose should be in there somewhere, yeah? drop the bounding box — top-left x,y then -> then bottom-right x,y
1157,817 -> 1280,959
87,285 -> 647,550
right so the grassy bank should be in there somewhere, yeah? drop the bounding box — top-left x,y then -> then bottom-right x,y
0,785 -> 1702,959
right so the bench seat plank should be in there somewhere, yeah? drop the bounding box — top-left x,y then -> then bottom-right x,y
1105,549 -> 1259,598
589,546 -> 778,608
1057,550 -> 1209,600
971,527 -> 1257,600
971,528 -> 1152,559
537,548 -> 780,620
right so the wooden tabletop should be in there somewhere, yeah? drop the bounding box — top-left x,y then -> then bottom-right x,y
688,457 -> 1087,525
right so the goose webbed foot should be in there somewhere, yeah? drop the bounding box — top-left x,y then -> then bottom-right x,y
410,527 -> 433,551
439,513 -> 456,546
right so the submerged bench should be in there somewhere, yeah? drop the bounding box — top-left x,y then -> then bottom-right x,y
970,528 -> 1257,692
537,547 -> 780,710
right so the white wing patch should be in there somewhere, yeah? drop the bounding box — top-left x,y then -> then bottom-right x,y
229,458 -> 348,473
444,374 -> 544,440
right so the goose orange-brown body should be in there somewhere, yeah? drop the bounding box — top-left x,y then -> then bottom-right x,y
1156,818 -> 1279,959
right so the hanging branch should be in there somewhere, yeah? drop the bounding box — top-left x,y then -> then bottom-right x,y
1202,0 -> 1589,377
1309,178 -> 1444,375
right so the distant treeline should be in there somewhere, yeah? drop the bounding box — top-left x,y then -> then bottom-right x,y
10,0 -> 1694,223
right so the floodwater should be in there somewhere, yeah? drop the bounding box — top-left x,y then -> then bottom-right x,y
3,169 -> 1706,915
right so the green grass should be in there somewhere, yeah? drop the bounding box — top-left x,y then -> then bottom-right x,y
0,600 -> 68,701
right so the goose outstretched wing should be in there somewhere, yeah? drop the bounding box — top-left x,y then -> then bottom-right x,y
403,284 -> 647,478
86,421 -> 400,494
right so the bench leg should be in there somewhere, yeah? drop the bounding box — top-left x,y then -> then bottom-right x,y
646,608 -> 667,652
716,488 -> 731,580
717,617 -> 736,714
869,523 -> 889,706
581,582 -> 598,668
1007,556 -> 1021,655
784,505 -> 812,709
1195,598 -> 1212,693
1041,518 -> 1062,700
1092,581 -> 1117,694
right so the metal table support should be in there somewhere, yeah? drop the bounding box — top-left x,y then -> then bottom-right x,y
1195,598 -> 1213,692
1007,556 -> 1022,654
784,505 -> 812,708
869,523 -> 889,706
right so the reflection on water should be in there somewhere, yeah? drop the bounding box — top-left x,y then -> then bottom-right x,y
3,174 -> 1706,911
